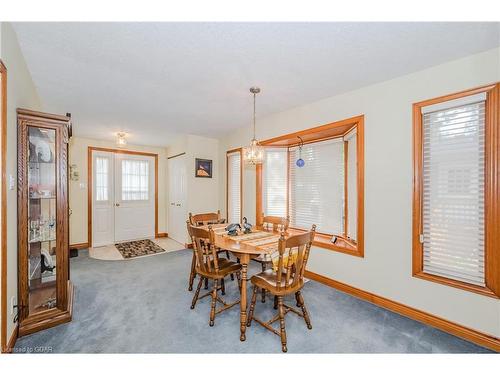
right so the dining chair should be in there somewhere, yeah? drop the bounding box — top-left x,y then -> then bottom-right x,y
187,222 -> 242,326
187,211 -> 230,292
247,224 -> 316,352
253,214 -> 290,303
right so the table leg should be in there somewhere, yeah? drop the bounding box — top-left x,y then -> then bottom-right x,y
239,253 -> 249,341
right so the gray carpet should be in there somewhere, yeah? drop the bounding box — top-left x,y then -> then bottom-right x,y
14,249 -> 493,353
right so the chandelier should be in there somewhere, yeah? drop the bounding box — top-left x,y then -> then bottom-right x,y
242,87 -> 265,165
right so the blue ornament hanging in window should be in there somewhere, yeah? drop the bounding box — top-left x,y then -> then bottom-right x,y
296,136 -> 305,168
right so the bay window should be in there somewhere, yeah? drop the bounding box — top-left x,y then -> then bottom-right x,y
257,115 -> 364,257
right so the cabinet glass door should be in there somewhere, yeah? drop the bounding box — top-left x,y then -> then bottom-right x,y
27,126 -> 57,313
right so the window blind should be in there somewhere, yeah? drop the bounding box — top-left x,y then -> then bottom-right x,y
227,151 -> 241,224
421,96 -> 485,286
345,130 -> 357,240
289,138 -> 344,234
263,148 -> 287,217
121,159 -> 149,201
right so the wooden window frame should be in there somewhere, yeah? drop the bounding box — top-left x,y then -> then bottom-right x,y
412,83 -> 500,298
226,148 -> 243,223
256,115 -> 365,257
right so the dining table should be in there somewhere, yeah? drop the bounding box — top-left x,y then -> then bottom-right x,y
200,223 -> 283,341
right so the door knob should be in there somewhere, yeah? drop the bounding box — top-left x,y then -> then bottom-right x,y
176,203 -> 181,206
115,203 -> 120,207
170,203 -> 175,206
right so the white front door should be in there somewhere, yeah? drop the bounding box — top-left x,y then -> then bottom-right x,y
168,155 -> 187,244
91,150 -> 155,247
114,153 -> 155,242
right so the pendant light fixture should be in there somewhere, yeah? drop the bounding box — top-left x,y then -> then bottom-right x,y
296,136 -> 305,167
242,87 -> 265,165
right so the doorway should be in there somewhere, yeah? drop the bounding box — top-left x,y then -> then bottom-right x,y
168,154 -> 187,244
89,148 -> 158,248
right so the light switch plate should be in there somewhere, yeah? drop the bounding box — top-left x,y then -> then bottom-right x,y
9,175 -> 15,190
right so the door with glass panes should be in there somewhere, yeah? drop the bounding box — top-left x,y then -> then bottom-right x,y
92,150 -> 155,247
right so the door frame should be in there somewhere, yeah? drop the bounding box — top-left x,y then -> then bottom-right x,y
87,146 -> 160,247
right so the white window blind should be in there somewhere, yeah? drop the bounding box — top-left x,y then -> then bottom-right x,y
421,96 -> 485,286
95,157 -> 109,201
227,151 -> 241,224
345,130 -> 357,240
289,139 -> 344,234
263,148 -> 287,217
121,159 -> 149,201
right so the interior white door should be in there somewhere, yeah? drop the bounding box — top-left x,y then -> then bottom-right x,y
168,155 -> 187,244
114,153 -> 155,242
92,151 -> 115,247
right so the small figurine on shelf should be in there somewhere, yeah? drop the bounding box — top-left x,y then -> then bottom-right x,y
225,223 -> 241,236
41,248 -> 55,273
242,217 -> 252,234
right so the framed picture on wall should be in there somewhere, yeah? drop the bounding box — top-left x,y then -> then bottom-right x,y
195,158 -> 212,178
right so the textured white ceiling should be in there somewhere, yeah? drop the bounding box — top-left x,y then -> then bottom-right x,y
12,22 -> 500,147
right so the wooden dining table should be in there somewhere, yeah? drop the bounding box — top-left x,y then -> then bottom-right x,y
200,224 -> 283,341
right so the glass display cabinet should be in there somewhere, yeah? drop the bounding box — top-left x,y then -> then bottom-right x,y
17,109 -> 73,336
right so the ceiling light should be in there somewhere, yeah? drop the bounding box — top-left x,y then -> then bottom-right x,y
242,87 -> 265,165
116,132 -> 127,147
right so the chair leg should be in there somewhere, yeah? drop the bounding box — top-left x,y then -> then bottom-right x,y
273,295 -> 278,310
236,271 -> 241,291
261,263 -> 266,303
278,296 -> 287,352
226,250 -> 230,259
209,279 -> 218,327
296,291 -> 312,329
247,285 -> 258,327
221,277 -> 226,295
190,277 -> 204,309
188,252 -> 196,291
204,277 -> 209,290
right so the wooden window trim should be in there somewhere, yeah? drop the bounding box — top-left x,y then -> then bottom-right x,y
412,83 -> 500,299
226,148 -> 243,223
256,115 -> 365,257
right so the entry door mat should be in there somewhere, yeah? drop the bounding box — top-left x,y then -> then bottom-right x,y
115,239 -> 166,259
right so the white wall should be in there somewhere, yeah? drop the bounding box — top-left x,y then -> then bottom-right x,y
1,22 -> 43,344
68,136 -> 169,245
218,47 -> 500,338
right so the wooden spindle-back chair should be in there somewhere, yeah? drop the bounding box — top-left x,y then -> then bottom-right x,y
253,214 -> 290,303
188,210 -> 225,226
247,224 -> 316,352
187,222 -> 241,326
187,211 -> 230,292
260,214 -> 290,232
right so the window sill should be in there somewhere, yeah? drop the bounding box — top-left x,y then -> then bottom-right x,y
287,228 -> 363,257
413,271 -> 499,299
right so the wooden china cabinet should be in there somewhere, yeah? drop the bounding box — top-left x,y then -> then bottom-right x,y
17,109 -> 73,336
